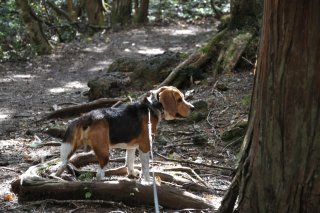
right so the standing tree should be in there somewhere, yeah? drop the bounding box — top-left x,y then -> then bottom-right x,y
86,0 -> 107,28
134,0 -> 149,24
111,0 -> 132,26
219,0 -> 320,212
15,0 -> 52,55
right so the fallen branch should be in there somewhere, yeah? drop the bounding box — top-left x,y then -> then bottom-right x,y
155,152 -> 234,171
44,97 -> 127,119
158,52 -> 209,87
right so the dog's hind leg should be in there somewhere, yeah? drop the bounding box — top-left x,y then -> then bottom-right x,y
56,143 -> 74,176
93,145 -> 109,181
139,150 -> 150,182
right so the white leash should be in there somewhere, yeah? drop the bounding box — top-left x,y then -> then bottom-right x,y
147,108 -> 160,213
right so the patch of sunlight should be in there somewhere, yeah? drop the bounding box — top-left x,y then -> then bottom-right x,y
0,74 -> 36,83
87,59 -> 113,72
49,81 -> 87,94
0,108 -> 15,120
137,47 -> 164,55
210,196 -> 222,210
11,74 -> 35,79
173,29 -> 196,35
65,81 -> 86,89
49,87 -> 66,93
83,44 -> 109,53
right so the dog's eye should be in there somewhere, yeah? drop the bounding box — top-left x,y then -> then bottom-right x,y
177,98 -> 182,103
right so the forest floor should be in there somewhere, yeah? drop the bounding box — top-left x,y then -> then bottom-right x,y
0,19 -> 253,212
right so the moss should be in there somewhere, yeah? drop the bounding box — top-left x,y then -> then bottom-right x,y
241,94 -> 252,106
221,127 -> 246,142
200,28 -> 228,55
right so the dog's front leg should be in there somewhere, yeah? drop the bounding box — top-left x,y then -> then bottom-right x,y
139,150 -> 150,182
126,149 -> 139,177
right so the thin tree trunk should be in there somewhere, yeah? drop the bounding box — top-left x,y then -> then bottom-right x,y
111,0 -> 132,25
15,0 -> 52,55
86,0 -> 106,27
220,1 -> 320,212
67,0 -> 77,21
134,0 -> 149,24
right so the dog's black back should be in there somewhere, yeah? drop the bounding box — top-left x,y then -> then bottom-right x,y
64,99 -> 159,145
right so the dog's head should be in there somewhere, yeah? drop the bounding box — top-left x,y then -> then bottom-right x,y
151,86 -> 194,120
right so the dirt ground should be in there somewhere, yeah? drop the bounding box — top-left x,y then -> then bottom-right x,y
0,20 -> 253,212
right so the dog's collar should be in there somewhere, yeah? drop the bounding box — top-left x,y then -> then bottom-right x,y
146,91 -> 164,120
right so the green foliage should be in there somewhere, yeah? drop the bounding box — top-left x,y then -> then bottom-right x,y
241,94 -> 251,106
149,0 -> 214,22
78,172 -> 94,181
0,0 -> 35,61
0,0 -> 76,62
84,191 -> 92,199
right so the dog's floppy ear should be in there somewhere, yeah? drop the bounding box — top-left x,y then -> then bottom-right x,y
158,87 -> 177,118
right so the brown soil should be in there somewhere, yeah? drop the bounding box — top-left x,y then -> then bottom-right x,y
0,21 -> 253,212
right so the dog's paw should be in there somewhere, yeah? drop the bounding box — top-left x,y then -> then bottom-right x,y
140,178 -> 153,185
128,169 -> 140,179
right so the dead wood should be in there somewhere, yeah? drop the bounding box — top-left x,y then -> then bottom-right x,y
44,97 -> 127,119
155,152 -> 234,171
213,31 -> 253,74
158,52 -> 209,87
13,163 -> 213,210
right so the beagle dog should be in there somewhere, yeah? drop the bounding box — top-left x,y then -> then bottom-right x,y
55,86 -> 194,181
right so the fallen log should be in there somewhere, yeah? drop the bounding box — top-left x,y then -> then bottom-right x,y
12,163 -> 213,210
44,97 -> 127,119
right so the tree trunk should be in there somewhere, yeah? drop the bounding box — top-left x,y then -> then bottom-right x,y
229,0 -> 261,30
67,0 -> 77,21
86,0 -> 106,27
219,1 -> 320,212
15,0 -> 52,55
134,0 -> 149,24
111,0 -> 132,26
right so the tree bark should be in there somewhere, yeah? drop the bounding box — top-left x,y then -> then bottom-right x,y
15,0 -> 52,55
220,1 -> 320,212
86,0 -> 106,27
134,0 -> 149,24
111,0 -> 132,25
67,0 -> 77,21
229,0 -> 262,30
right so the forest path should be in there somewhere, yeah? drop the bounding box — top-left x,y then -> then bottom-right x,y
0,20 -> 253,212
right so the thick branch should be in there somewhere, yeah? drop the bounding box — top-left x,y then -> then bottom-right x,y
158,52 -> 209,87
44,97 -> 127,119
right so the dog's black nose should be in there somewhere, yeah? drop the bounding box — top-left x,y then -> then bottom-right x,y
190,105 -> 195,112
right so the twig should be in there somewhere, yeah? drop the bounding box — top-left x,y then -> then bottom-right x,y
164,167 -> 209,188
241,56 -> 255,66
155,152 -> 234,171
0,167 -> 19,173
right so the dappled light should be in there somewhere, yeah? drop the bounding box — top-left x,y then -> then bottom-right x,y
48,81 -> 87,94
137,47 -> 164,55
